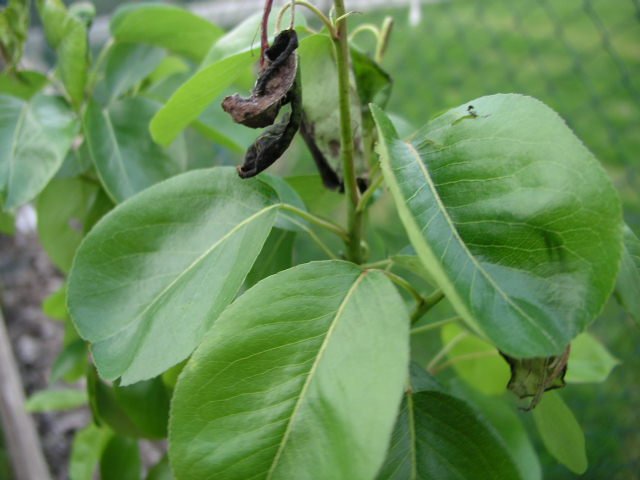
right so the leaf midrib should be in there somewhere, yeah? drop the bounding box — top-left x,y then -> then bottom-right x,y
266,272 -> 367,479
402,140 -> 556,347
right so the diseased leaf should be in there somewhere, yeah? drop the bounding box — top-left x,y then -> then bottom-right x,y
532,392 -> 587,474
378,368 -> 521,480
566,332 -> 619,383
0,94 -> 78,209
372,96 -> 623,358
84,97 -> 186,203
68,168 -> 279,384
614,225 -> 640,325
25,388 -> 87,412
170,261 -> 409,480
110,3 -> 223,62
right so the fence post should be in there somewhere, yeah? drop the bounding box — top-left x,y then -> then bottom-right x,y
0,306 -> 52,480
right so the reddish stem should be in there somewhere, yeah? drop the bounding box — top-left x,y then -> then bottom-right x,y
261,0 -> 275,67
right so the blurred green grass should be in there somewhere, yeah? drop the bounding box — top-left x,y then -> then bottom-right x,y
353,0 -> 640,232
349,2 -> 640,478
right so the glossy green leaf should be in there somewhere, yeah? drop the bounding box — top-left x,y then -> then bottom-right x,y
69,424 -> 112,480
378,373 -> 521,480
449,381 -> 541,480
0,94 -> 78,209
36,178 -> 99,273
98,43 -> 165,105
110,3 -> 223,62
532,392 -> 587,474
439,323 -> 510,395
150,53 -> 254,146
246,228 -> 295,287
615,225 -> 640,325
0,71 -> 47,99
25,388 -> 87,412
68,168 -> 279,384
170,261 -> 409,480
100,435 -> 141,480
37,0 -> 89,106
84,97 -> 186,203
566,332 -> 619,383
88,369 -> 170,439
372,96 -> 623,357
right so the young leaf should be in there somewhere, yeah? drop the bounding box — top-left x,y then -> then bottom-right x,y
565,332 -> 619,383
84,97 -> 186,203
100,435 -> 141,480
614,225 -> 640,325
25,388 -> 87,413
36,177 -> 100,273
170,261 -> 409,480
88,369 -> 170,439
97,43 -> 165,105
439,323 -> 510,395
67,168 -> 279,384
0,94 -> 78,210
372,96 -> 623,358
69,424 -> 112,480
110,3 -> 223,62
378,371 -> 522,480
532,392 -> 588,474
37,0 -> 89,106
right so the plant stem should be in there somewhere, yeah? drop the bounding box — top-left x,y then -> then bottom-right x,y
276,1 -> 335,35
286,218 -> 340,260
355,173 -> 384,213
410,289 -> 445,324
426,331 -> 468,373
278,204 -> 349,241
333,0 -> 364,263
410,316 -> 461,335
430,351 -> 499,375
382,271 -> 423,304
261,0 -> 275,66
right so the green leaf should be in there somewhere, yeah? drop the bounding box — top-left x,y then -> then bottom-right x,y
439,323 -> 510,395
100,435 -> 141,480
36,178 -> 99,273
389,254 -> 435,286
97,43 -> 165,105
0,199 -> 14,234
0,0 -> 30,69
449,382 -> 541,480
110,3 -> 223,62
149,53 -> 254,146
37,0 -> 89,106
566,332 -> 619,383
84,97 -> 186,203
150,16 -> 308,146
68,168 -> 279,384
246,228 -> 295,287
614,225 -> 640,325
532,392 -> 587,474
25,388 -> 87,412
372,96 -> 623,357
0,71 -> 47,99
170,261 -> 409,480
69,424 -> 112,480
378,378 -> 521,479
51,338 -> 88,383
88,369 -> 171,439
351,48 -> 392,132
0,94 -> 78,209
146,455 -> 173,480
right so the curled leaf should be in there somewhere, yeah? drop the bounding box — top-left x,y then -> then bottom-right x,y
502,346 -> 570,410
222,29 -> 299,128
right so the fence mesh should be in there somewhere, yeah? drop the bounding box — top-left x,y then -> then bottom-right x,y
355,0 -> 640,228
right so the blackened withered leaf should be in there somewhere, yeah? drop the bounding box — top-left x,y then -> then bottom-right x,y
502,346 -> 570,410
222,29 -> 299,129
